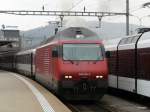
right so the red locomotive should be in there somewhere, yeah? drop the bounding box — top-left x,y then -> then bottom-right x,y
1,27 -> 109,100
35,27 -> 108,100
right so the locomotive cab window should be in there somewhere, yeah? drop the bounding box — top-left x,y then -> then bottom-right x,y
63,44 -> 104,61
52,47 -> 58,57
52,46 -> 62,57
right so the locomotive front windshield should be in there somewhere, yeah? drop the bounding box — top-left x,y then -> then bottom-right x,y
63,44 -> 104,61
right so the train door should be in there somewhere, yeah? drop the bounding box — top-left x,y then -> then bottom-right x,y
137,32 -> 150,97
108,51 -> 118,88
117,37 -> 137,93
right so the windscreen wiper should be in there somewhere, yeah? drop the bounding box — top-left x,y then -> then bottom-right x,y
64,57 -> 74,64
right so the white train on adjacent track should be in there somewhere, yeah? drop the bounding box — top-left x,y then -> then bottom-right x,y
105,29 -> 150,98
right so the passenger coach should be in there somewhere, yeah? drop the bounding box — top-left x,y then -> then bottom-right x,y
105,28 -> 150,98
15,49 -> 36,78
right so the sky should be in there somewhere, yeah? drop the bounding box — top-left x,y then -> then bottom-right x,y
0,0 -> 150,30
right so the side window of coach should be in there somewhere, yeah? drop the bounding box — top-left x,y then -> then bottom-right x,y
140,32 -> 150,41
131,36 -> 139,43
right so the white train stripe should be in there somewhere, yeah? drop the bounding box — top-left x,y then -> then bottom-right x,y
108,74 -> 117,88
137,79 -> 150,97
16,63 -> 35,74
17,63 -> 31,72
13,74 -> 55,112
16,48 -> 36,55
118,76 -> 135,92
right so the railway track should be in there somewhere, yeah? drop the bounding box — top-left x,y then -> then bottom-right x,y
67,101 -> 114,112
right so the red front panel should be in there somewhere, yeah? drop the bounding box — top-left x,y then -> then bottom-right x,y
59,58 -> 108,80
35,40 -> 108,85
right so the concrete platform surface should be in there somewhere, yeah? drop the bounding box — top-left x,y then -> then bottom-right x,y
0,70 -> 71,112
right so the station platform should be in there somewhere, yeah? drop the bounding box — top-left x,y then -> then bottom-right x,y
0,70 -> 71,112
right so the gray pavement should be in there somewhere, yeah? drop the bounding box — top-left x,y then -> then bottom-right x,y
0,70 -> 71,112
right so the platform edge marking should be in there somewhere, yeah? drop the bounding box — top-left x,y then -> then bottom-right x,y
13,74 -> 55,112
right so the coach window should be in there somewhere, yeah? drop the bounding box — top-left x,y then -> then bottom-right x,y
20,55 -> 22,63
18,56 -> 20,63
120,38 -> 126,45
127,37 -> 133,44
19,56 -> 21,63
25,55 -> 27,64
24,55 -> 26,64
125,38 -> 129,44
24,55 -> 25,64
23,55 -> 24,64
140,32 -> 150,41
131,36 -> 139,43
23,55 -> 25,64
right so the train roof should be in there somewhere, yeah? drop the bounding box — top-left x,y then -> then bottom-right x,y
37,39 -> 103,50
40,27 -> 101,45
56,27 -> 100,40
38,27 -> 103,49
16,48 -> 36,55
105,31 -> 150,50
104,38 -> 122,51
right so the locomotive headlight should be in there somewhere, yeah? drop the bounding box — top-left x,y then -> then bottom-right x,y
65,76 -> 69,79
68,76 -> 72,79
96,75 -> 103,79
96,76 -> 100,78
99,75 -> 103,78
64,75 -> 72,79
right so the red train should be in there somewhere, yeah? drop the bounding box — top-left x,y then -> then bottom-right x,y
105,28 -> 150,98
0,27 -> 109,100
